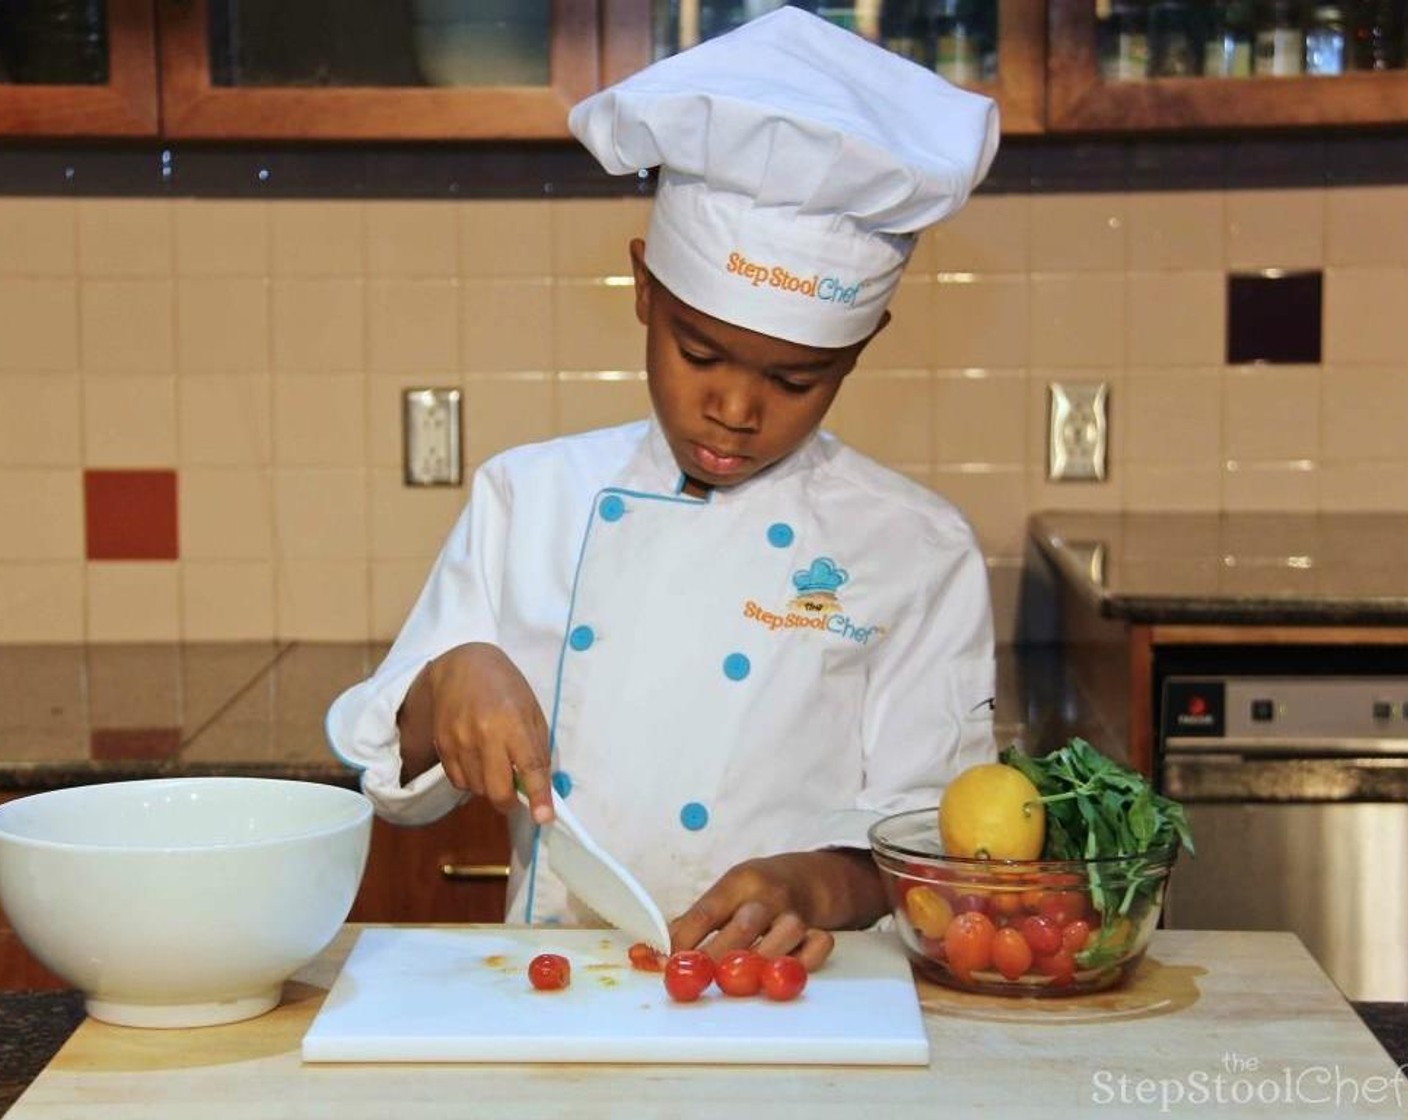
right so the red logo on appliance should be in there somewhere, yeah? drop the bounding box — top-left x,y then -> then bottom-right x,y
1187,695 -> 1207,717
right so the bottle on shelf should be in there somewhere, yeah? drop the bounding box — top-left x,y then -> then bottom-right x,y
1149,0 -> 1201,76
880,0 -> 930,64
1253,0 -> 1307,75
1304,2 -> 1348,72
1099,0 -> 1152,81
1203,1 -> 1256,76
932,0 -> 982,83
1347,0 -> 1401,69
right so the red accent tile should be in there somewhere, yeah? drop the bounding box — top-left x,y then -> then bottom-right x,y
89,727 -> 184,761
84,469 -> 179,561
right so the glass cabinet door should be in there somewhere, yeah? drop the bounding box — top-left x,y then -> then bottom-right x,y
0,0 -> 157,135
158,0 -> 599,139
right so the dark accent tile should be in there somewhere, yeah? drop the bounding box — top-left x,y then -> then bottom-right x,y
1323,131 -> 1408,186
1225,135 -> 1329,188
1226,271 -> 1323,365
1128,138 -> 1228,190
89,726 -> 183,760
83,469 -> 179,561
975,142 -> 1032,194
1026,138 -> 1130,192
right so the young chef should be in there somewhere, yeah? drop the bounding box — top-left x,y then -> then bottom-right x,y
327,7 -> 1000,970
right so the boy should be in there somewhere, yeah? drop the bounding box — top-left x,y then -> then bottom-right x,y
327,7 -> 1000,970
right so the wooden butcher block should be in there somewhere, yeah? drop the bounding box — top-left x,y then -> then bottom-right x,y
301,927 -> 928,1066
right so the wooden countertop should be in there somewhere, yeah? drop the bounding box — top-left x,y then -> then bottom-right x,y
8,927 -> 1402,1119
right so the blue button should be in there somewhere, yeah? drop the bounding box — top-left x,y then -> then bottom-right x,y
723,653 -> 751,681
569,625 -> 595,651
599,495 -> 626,522
767,522 -> 794,548
551,770 -> 573,798
680,802 -> 709,831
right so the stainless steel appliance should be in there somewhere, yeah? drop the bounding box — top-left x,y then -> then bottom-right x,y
1160,669 -> 1408,1001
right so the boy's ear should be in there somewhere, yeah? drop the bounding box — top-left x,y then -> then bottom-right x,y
628,238 -> 652,326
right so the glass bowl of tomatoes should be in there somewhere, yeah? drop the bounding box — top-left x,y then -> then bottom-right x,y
869,808 -> 1178,997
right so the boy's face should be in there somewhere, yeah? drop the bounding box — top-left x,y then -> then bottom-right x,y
630,239 -> 882,498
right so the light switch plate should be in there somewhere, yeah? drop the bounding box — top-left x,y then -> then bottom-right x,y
1048,382 -> 1108,482
403,388 -> 463,487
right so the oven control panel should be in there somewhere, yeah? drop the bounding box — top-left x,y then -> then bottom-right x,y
1162,676 -> 1408,754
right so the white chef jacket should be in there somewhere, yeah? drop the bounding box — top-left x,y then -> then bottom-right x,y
326,418 -> 996,928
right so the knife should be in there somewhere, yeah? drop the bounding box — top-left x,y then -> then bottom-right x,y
518,786 -> 671,951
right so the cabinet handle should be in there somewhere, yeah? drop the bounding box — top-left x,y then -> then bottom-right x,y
439,862 -> 511,881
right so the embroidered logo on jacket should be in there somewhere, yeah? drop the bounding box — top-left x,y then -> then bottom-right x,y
742,556 -> 885,646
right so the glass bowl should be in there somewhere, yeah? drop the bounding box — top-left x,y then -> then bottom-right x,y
869,808 -> 1178,997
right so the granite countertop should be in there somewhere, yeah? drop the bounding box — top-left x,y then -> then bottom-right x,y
1030,510 -> 1408,626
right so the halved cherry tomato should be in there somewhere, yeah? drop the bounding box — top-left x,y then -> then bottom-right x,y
760,956 -> 808,1002
663,950 -> 715,1003
627,942 -> 665,972
991,926 -> 1034,981
715,949 -> 766,998
942,911 -> 995,982
1018,914 -> 1062,956
527,952 -> 571,991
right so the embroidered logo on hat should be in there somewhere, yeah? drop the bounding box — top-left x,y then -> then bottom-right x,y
724,251 -> 863,308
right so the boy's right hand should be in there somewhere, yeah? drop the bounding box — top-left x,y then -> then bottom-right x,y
399,642 -> 554,824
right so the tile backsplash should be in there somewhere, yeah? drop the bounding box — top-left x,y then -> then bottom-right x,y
2,186 -> 1407,644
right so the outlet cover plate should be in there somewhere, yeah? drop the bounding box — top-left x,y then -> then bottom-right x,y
403,388 -> 463,487
1048,381 -> 1108,482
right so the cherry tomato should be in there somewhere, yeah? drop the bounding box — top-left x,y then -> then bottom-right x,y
527,952 -> 571,991
760,956 -> 808,1002
991,926 -> 1034,981
904,885 -> 954,939
663,950 -> 715,1003
1037,890 -> 1089,927
627,942 -> 665,972
715,949 -> 766,998
1035,948 -> 1077,987
953,890 -> 990,915
990,890 -> 1026,919
1060,919 -> 1092,953
1018,914 -> 1062,956
942,910 -> 995,982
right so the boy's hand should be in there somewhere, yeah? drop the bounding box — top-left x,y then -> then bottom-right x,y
400,642 -> 554,824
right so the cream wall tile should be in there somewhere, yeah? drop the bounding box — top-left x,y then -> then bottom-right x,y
77,200 -> 171,278
825,371 -> 931,466
1222,461 -> 1318,511
0,562 -> 83,641
459,200 -> 554,278
551,198 -> 649,278
174,200 -> 269,276
1123,368 -> 1221,465
179,468 -> 273,560
182,562 -> 275,639
1029,195 -> 1126,271
1126,192 -> 1224,270
273,468 -> 367,559
86,562 -> 181,641
932,275 -> 1030,368
932,466 -> 1028,557
461,280 -> 554,372
366,202 -> 457,277
1029,273 -> 1125,367
464,373 -> 556,466
372,559 -> 433,640
0,470 -> 82,559
1225,189 -> 1324,270
271,279 -> 364,372
1325,186 -> 1408,267
1323,267 -> 1408,365
933,369 -> 1026,464
1318,463 -> 1408,511
85,645 -> 180,724
0,373 -> 80,466
276,560 -> 369,640
367,279 -> 459,374
1126,272 -> 1224,366
84,374 -> 176,466
856,278 -> 932,369
1124,463 -> 1222,510
180,374 -> 272,466
0,279 -> 79,370
1223,365 -> 1320,461
927,194 -> 1029,273
556,374 -> 650,435
369,469 -> 464,560
553,282 -> 645,372
0,199 -> 76,276
1321,367 -> 1408,462
80,279 -> 174,372
270,201 -> 364,276
273,373 -> 366,467
177,277 -> 269,373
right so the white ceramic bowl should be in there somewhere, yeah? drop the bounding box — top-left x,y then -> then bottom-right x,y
0,777 -> 372,1028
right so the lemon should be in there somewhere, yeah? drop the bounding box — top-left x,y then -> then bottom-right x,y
939,762 -> 1046,860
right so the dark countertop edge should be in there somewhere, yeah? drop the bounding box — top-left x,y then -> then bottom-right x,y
0,763 -> 359,792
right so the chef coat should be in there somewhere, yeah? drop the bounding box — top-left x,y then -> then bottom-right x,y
326,418 -> 996,927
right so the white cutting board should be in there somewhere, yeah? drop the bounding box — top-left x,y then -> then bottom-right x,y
301,927 -> 928,1066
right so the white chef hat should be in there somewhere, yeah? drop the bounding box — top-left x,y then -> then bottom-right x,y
569,6 -> 1000,348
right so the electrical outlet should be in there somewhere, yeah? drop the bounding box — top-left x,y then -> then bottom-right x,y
1048,382 -> 1108,482
402,388 -> 462,487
